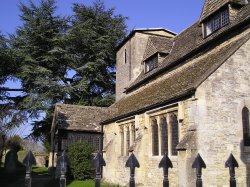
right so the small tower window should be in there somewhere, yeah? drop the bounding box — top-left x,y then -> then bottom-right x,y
125,49 -> 127,64
204,8 -> 229,37
242,107 -> 250,146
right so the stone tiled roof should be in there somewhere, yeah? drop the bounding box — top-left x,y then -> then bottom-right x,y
52,104 -> 117,132
102,28 -> 250,124
200,0 -> 247,22
143,36 -> 173,61
126,3 -> 250,93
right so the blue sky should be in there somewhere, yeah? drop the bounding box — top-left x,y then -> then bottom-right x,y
1,0 -> 205,35
0,0 -> 205,137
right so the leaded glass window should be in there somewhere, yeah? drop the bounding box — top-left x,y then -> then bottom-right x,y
131,123 -> 136,143
160,116 -> 168,155
204,8 -> 229,37
95,137 -> 100,152
126,126 -> 130,156
152,118 -> 159,156
120,126 -> 124,156
170,113 -> 179,156
145,56 -> 158,73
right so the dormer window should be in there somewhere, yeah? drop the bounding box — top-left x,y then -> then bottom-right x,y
203,8 -> 229,37
144,55 -> 157,73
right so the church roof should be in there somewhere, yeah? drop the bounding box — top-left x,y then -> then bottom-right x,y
126,3 -> 250,93
52,104 -> 116,132
102,32 -> 250,124
101,3 -> 250,124
143,36 -> 173,61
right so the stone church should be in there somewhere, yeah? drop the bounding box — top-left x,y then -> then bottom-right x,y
52,0 -> 250,186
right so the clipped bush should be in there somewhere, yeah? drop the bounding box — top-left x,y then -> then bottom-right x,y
68,142 -> 94,180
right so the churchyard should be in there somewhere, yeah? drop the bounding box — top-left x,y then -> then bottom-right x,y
0,148 -> 121,187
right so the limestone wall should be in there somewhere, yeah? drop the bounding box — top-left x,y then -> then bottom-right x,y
193,37 -> 250,186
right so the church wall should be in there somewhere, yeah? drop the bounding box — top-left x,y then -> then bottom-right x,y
103,106 -> 183,187
193,36 -> 250,186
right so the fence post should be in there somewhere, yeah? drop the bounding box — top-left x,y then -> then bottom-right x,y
225,153 -> 239,187
192,153 -> 206,187
125,153 -> 140,187
93,152 -> 106,187
159,153 -> 173,187
23,151 -> 37,187
58,151 -> 69,187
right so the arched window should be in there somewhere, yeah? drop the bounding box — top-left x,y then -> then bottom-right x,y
170,113 -> 179,156
120,126 -> 124,156
160,116 -> 168,155
152,118 -> 159,156
131,123 -> 136,143
242,107 -> 250,146
125,49 -> 127,64
126,126 -> 130,156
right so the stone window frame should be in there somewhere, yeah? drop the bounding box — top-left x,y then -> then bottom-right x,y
118,119 -> 136,157
203,7 -> 229,37
147,106 -> 179,158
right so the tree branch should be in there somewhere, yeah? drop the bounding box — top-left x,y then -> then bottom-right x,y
0,87 -> 24,92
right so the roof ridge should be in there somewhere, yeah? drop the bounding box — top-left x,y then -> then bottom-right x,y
56,103 -> 108,109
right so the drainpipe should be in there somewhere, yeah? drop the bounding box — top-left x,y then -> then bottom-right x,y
101,123 -> 104,177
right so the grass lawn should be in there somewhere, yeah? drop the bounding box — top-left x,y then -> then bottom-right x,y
32,167 -> 49,174
67,180 -> 121,187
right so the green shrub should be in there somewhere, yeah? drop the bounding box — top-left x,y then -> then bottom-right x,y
68,142 -> 94,180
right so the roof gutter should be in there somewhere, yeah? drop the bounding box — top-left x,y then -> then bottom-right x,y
101,88 -> 195,125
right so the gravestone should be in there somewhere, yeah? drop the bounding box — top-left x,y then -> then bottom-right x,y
4,147 -> 25,174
